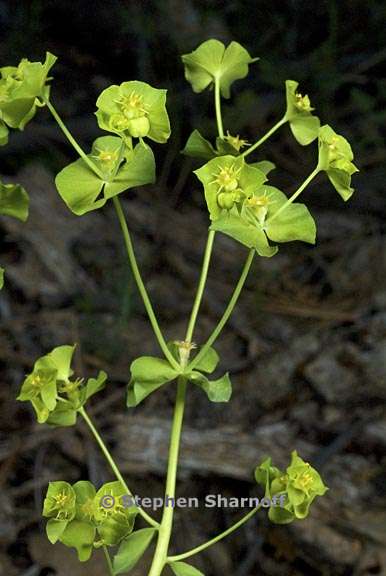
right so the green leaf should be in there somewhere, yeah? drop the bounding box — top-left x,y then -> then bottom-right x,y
210,213 -> 277,257
40,375 -> 58,411
326,168 -> 354,201
85,370 -> 107,401
73,481 -> 96,522
181,130 -> 216,160
55,158 -> 104,215
127,356 -> 180,407
265,203 -> 316,245
289,115 -> 320,146
45,404 -> 77,427
192,346 -> 219,374
0,180 -> 29,221
104,142 -> 155,199
55,141 -> 155,215
0,119 -> 9,146
190,372 -> 232,402
113,528 -> 156,575
46,518 -> 69,544
250,160 -> 276,175
31,397 -> 50,423
36,345 -> 75,381
59,519 -> 96,562
181,39 -> 258,98
0,267 -> 4,289
170,561 -> 205,576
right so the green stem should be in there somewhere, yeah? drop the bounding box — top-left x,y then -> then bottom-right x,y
44,98 -> 104,179
242,116 -> 287,158
187,249 -> 255,372
214,77 -> 224,139
168,506 -> 260,562
148,378 -> 188,576
113,196 -> 180,371
79,407 -> 159,528
267,166 -> 320,224
185,230 -> 216,343
103,545 -> 114,575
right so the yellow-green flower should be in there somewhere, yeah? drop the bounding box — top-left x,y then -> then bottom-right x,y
95,81 -> 170,143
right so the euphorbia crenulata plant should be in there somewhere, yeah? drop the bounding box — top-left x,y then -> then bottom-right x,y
3,38 -> 358,574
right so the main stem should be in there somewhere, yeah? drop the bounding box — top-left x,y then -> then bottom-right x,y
79,407 -> 158,528
242,116 -> 287,158
188,248 -> 255,372
113,196 -> 180,371
148,378 -> 187,576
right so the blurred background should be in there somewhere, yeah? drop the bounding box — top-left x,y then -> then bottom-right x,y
1,0 -> 386,574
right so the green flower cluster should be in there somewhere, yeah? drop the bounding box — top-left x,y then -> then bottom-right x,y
0,52 -> 56,143
17,345 -> 106,425
284,80 -> 320,145
195,155 -> 316,257
95,81 -> 170,143
181,40 -> 359,258
43,480 -> 137,561
255,451 -> 328,524
55,81 -> 171,216
318,125 -> 359,200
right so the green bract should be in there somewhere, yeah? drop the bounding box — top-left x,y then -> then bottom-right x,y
17,344 -> 106,424
284,80 -> 320,145
211,185 -> 316,257
0,180 -> 29,221
181,39 -> 258,98
169,561 -> 205,576
0,179 -> 29,288
0,52 -> 56,130
194,155 -> 267,220
182,129 -> 251,161
0,119 -> 9,146
94,481 -> 138,546
318,124 -> 359,200
95,81 -> 170,143
127,344 -> 231,406
113,528 -> 157,575
55,136 -> 155,215
255,451 -> 328,524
